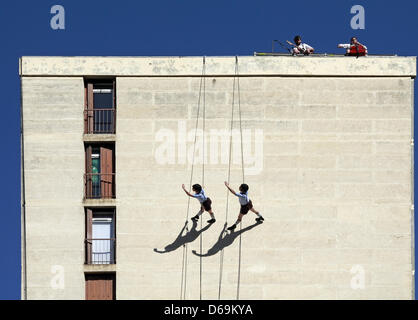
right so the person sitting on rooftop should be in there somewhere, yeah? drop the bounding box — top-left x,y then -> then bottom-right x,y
338,37 -> 368,56
289,35 -> 314,55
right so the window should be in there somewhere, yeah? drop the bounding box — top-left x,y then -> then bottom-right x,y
84,79 -> 116,134
85,143 -> 115,199
85,208 -> 116,264
85,273 -> 116,300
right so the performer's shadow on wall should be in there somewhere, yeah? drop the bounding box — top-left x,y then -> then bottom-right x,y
153,218 -> 213,254
192,221 -> 262,257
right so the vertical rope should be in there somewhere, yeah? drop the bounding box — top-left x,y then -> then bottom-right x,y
180,240 -> 187,299
218,57 -> 238,300
199,216 -> 203,299
237,56 -> 245,184
180,57 -> 205,300
237,223 -> 242,300
202,57 -> 206,188
199,56 -> 206,300
236,56 -> 244,300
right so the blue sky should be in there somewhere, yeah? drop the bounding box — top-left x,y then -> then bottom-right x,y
0,0 -> 417,299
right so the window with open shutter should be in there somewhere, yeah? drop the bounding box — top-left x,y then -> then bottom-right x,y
85,208 -> 116,265
84,79 -> 116,134
84,143 -> 115,199
100,146 -> 114,198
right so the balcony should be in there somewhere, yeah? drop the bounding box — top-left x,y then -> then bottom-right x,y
85,238 -> 116,264
84,173 -> 116,199
84,109 -> 116,134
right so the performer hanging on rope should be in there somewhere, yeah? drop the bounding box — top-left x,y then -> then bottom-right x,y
182,183 -> 216,224
224,182 -> 264,231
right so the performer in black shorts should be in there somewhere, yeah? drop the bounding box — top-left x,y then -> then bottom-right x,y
224,182 -> 264,231
182,183 -> 216,224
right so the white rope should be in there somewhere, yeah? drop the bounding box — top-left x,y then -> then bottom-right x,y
180,57 -> 205,300
236,56 -> 244,300
218,56 -> 245,300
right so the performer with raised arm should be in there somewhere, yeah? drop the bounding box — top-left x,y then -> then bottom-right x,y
224,181 -> 264,231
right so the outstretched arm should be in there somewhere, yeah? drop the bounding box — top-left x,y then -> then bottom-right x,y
224,181 -> 237,195
182,184 -> 194,197
286,40 -> 296,47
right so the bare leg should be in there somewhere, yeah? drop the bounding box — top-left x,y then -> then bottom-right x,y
228,213 -> 243,230
207,209 -> 216,223
191,207 -> 204,221
250,208 -> 264,221
250,207 -> 259,215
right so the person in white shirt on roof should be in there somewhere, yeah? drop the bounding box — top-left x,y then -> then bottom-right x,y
291,35 -> 314,55
224,182 -> 264,231
182,183 -> 216,224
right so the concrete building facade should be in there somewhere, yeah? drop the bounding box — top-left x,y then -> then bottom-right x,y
20,56 -> 416,299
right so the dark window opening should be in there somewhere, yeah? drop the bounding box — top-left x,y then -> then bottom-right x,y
84,79 -> 116,134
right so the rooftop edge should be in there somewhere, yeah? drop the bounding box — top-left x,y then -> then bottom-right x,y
19,56 -> 417,77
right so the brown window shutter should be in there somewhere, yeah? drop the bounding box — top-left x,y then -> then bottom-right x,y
85,277 -> 90,300
112,79 -> 116,109
85,274 -> 115,300
86,82 -> 94,133
84,85 -> 87,133
85,209 -> 93,264
112,79 -> 116,133
85,145 -> 92,198
100,146 -> 114,198
107,278 -> 112,300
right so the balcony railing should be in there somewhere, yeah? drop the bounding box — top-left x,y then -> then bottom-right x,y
84,109 -> 116,134
84,173 -> 116,199
85,238 -> 116,264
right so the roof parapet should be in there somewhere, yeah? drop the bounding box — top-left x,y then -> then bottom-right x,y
19,56 -> 416,77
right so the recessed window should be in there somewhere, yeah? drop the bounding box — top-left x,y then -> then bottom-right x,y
85,208 -> 116,265
84,79 -> 116,134
84,143 -> 115,199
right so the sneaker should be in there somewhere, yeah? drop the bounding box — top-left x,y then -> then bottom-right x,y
191,215 -> 199,222
207,218 -> 216,224
255,216 -> 264,222
227,224 -> 236,231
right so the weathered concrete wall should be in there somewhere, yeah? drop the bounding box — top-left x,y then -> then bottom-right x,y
21,77 -> 86,299
115,76 -> 414,300
21,56 -> 415,300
